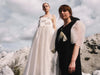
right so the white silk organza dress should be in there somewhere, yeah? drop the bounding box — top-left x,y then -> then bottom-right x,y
23,17 -> 58,75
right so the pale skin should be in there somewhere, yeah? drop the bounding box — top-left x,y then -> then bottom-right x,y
60,10 -> 80,74
42,3 -> 56,30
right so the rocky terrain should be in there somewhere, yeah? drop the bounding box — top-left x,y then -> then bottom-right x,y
80,34 -> 100,74
0,48 -> 29,75
0,33 -> 100,75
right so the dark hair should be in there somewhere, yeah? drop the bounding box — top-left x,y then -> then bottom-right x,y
59,5 -> 72,16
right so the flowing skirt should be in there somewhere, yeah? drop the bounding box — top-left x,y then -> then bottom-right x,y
23,26 -> 58,75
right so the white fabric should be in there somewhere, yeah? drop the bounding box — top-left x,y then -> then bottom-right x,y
23,17 -> 58,75
71,20 -> 85,46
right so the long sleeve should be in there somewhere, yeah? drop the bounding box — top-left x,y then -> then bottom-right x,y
71,21 -> 85,47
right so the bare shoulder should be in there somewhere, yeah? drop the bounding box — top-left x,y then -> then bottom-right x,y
52,15 -> 56,18
51,14 -> 56,20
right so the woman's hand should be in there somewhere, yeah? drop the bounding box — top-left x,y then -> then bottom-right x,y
68,61 -> 76,74
51,49 -> 56,53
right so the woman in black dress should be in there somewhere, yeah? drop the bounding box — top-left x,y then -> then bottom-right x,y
55,5 -> 85,75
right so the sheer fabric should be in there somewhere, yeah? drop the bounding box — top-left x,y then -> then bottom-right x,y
71,21 -> 85,46
23,17 -> 58,75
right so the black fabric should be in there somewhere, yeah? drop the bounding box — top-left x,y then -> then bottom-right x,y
55,17 -> 82,75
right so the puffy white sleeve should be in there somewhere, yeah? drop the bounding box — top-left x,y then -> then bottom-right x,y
71,21 -> 85,47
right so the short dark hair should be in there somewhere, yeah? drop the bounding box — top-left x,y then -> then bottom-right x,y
59,5 -> 72,16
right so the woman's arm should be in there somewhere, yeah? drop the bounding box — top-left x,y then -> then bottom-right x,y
68,44 -> 79,73
52,15 -> 56,30
71,44 -> 80,62
68,21 -> 85,74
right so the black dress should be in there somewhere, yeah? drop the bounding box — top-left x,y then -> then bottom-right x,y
55,17 -> 82,75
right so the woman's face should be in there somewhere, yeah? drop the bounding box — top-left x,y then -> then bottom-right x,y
43,3 -> 50,12
59,10 -> 71,20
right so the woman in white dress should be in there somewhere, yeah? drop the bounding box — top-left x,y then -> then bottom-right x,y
23,2 -> 57,75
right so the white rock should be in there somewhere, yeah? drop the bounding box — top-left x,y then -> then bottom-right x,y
0,51 -> 7,59
0,52 -> 14,70
0,66 -> 14,75
82,72 -> 91,75
13,48 -> 30,75
0,47 -> 30,75
93,70 -> 100,75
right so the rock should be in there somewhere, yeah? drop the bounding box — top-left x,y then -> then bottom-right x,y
0,33 -> 100,75
0,47 -> 30,75
11,47 -> 30,75
93,70 -> 100,75
82,72 -> 91,75
0,51 -> 7,59
81,33 -> 100,74
0,66 -> 14,75
0,52 -> 14,70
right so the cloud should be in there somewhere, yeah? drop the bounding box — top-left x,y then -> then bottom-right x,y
0,0 -> 100,51
82,0 -> 100,14
71,0 -> 100,37
0,44 -> 9,52
19,19 -> 39,41
5,0 -> 43,17
0,12 -> 36,43
0,27 -> 19,43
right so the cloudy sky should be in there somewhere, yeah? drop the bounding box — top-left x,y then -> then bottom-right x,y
0,0 -> 100,52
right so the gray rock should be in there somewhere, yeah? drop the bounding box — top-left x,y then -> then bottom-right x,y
81,34 -> 100,74
93,70 -> 100,75
0,51 -> 7,59
82,72 -> 91,75
0,66 -> 14,75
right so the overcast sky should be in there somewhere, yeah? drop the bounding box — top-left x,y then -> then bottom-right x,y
0,0 -> 100,52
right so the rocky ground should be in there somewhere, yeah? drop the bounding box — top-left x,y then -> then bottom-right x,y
0,33 -> 100,75
0,48 -> 29,75
81,33 -> 100,74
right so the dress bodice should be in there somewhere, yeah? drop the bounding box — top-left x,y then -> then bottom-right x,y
39,17 -> 53,27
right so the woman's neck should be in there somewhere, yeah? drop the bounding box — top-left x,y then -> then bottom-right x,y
64,17 -> 71,26
45,12 -> 50,16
